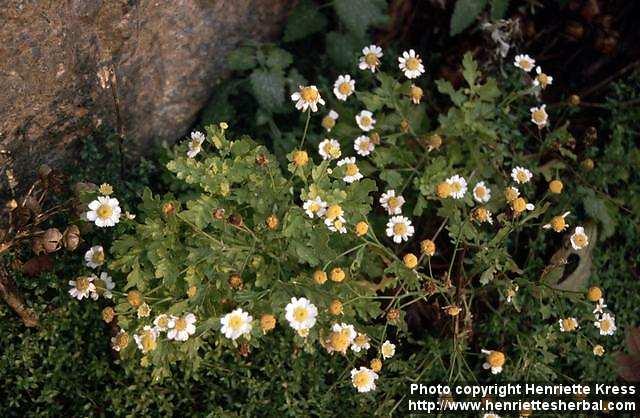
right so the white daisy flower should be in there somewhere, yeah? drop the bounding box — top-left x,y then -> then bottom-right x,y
595,313 -> 616,336
350,367 -> 378,393
381,340 -> 396,359
90,272 -> 115,300
326,323 -> 357,354
167,313 -> 197,342
318,138 -> 342,160
187,131 -> 205,158
68,276 -> 96,300
351,333 -> 371,353
511,166 -> 533,184
220,308 -> 253,340
398,49 -> 425,79
472,181 -> 491,203
559,317 -> 579,332
337,157 -> 363,183
542,211 -> 571,232
514,54 -> 535,72
570,226 -> 589,250
285,297 -> 318,331
530,105 -> 548,128
355,110 -> 376,132
111,329 -> 129,352
358,45 -> 383,73
325,216 -> 347,234
84,245 -> 105,269
354,135 -> 375,156
86,196 -> 122,228
153,314 -> 172,332
386,215 -> 415,243
291,85 -> 325,112
379,190 -> 405,215
533,66 -> 553,89
321,110 -> 340,132
446,175 -> 467,199
134,325 -> 158,353
303,196 -> 328,218
481,349 -> 506,374
333,74 -> 355,101
593,298 -> 607,315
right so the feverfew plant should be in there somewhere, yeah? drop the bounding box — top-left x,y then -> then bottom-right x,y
82,47 -> 618,390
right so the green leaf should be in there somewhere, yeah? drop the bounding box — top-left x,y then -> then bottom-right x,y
265,48 -> 293,70
462,52 -> 478,88
450,0 -> 488,35
226,47 -> 257,71
333,0 -> 388,38
490,0 -> 509,20
326,31 -> 360,69
283,0 -> 327,42
249,69 -> 285,112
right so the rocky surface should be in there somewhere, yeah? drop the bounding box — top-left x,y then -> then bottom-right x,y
0,0 -> 292,193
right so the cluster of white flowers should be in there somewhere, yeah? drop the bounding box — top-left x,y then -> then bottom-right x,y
513,54 -> 552,128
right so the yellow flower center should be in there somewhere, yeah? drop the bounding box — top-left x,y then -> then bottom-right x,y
358,139 -> 370,151
388,196 -> 400,209
512,197 -> 526,213
360,116 -> 371,127
450,181 -> 462,193
329,330 -> 351,353
550,216 -> 566,232
353,371 -> 370,388
157,316 -> 169,328
323,142 -> 338,157
228,315 -> 244,331
537,73 -> 549,86
505,188 -> 519,202
474,207 -> 489,222
364,53 -> 379,67
92,251 -> 105,264
309,202 -> 321,213
174,317 -> 188,331
141,331 -> 157,352
293,307 -> 309,322
436,182 -> 451,198
393,223 -> 407,236
75,277 -> 90,292
516,171 -> 528,183
300,87 -> 318,102
115,332 -> 129,349
333,219 -> 344,230
532,109 -> 546,124
355,221 -> 368,237
338,82 -> 351,95
487,351 -> 505,367
325,205 -> 342,220
519,59 -> 533,71
600,319 -> 612,332
574,234 -> 588,247
97,203 -> 113,219
321,116 -> 335,130
475,186 -> 486,198
345,163 -> 359,177
562,318 -> 577,331
354,334 -> 368,346
405,56 -> 420,71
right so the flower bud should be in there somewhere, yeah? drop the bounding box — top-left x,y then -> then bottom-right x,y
266,214 -> 279,230
260,314 -> 276,333
370,358 -> 382,372
581,158 -> 595,171
568,94 -> 581,107
255,154 -> 269,167
292,150 -> 309,167
436,182 -> 451,198
587,286 -> 602,302
313,270 -> 327,285
403,253 -> 418,269
62,225 -> 81,251
330,267 -> 345,283
549,180 -> 563,194
329,299 -> 343,316
42,228 -> 63,253
386,308 -> 400,322
127,290 -> 143,308
228,274 -> 243,290
355,221 -> 368,237
102,306 -> 115,323
420,239 -> 436,256
213,208 -> 226,220
162,202 -> 175,216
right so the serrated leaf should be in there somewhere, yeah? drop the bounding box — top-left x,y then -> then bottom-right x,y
326,31 -> 359,69
249,69 -> 285,112
226,47 -> 257,71
450,0 -> 488,35
283,0 -> 327,42
265,48 -> 293,69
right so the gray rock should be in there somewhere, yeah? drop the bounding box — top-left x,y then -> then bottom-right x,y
0,0 -> 291,193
